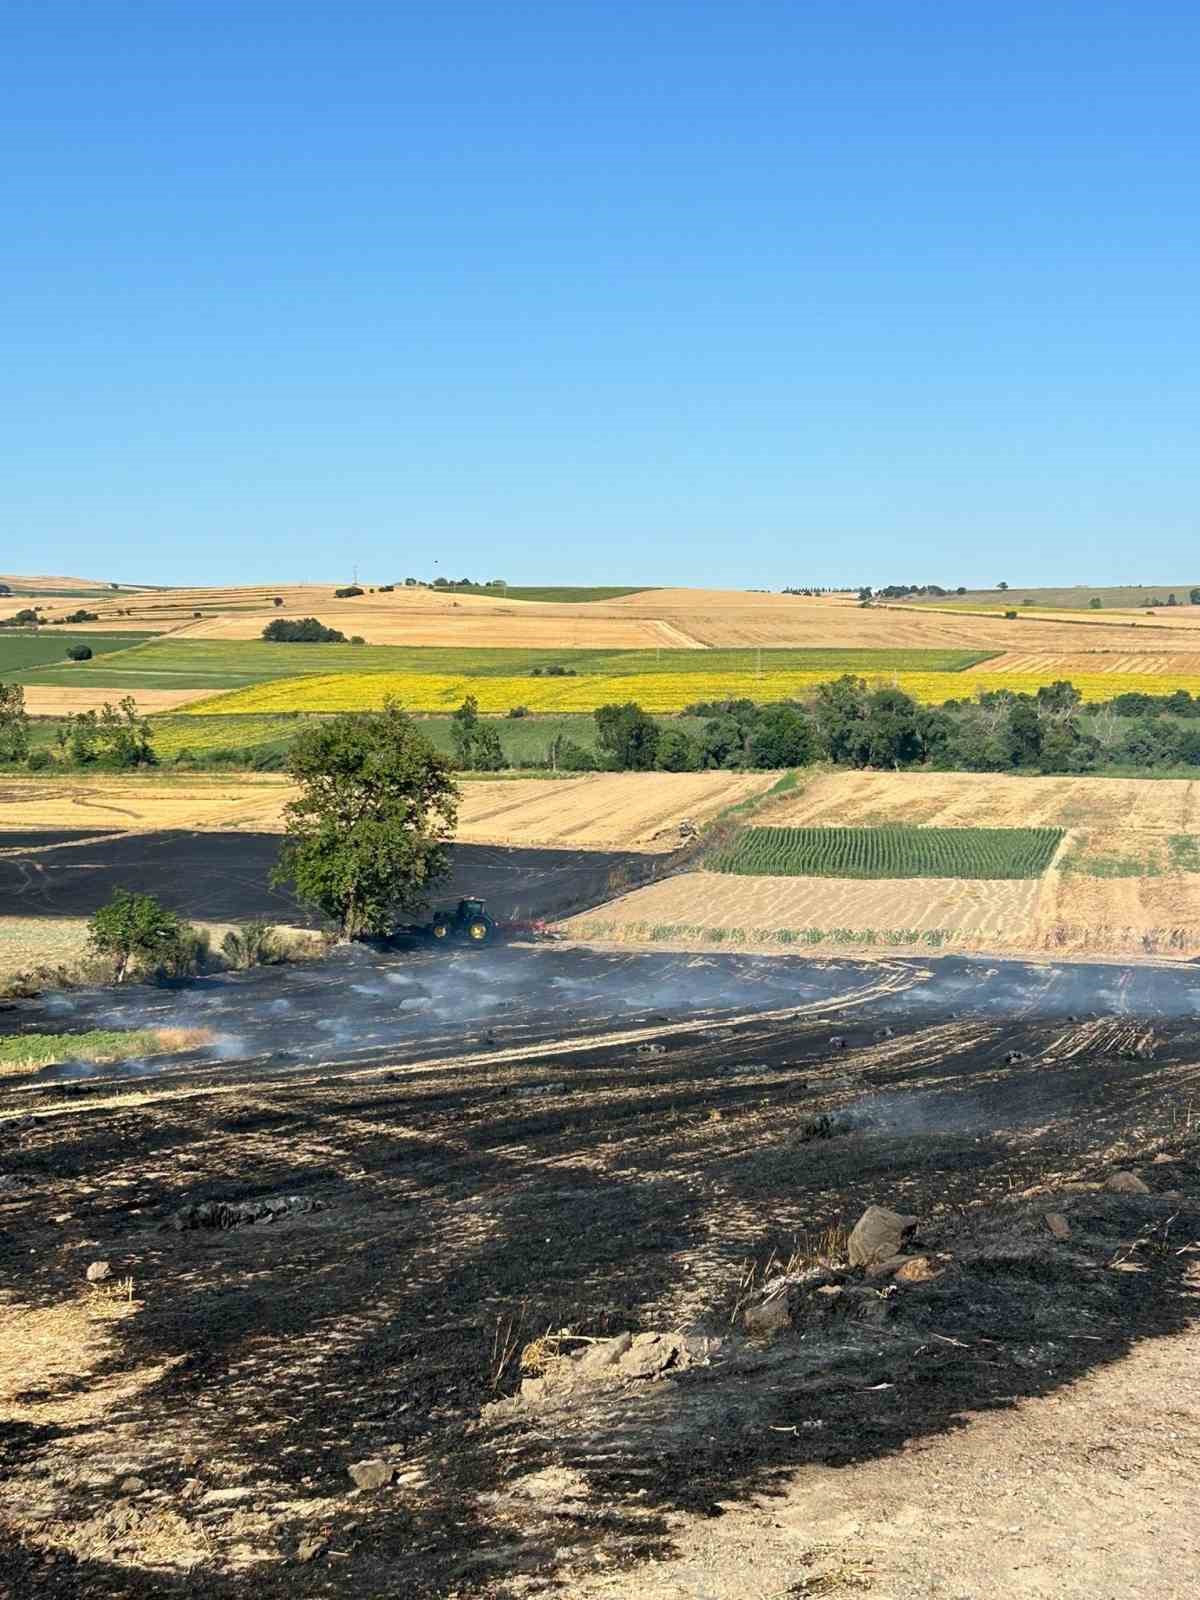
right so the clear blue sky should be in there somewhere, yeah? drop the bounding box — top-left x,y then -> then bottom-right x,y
5,3 -> 1198,589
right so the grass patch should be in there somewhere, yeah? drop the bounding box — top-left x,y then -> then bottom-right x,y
0,632 -> 156,677
1060,850 -> 1162,878
713,825 -> 1063,880
0,1027 -> 213,1075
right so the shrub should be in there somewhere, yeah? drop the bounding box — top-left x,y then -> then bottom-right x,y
507,705 -> 529,718
334,585 -> 364,599
26,749 -> 51,771
66,645 -> 93,661
63,609 -> 98,623
1005,609 -> 1019,619
350,635 -> 365,645
221,920 -> 277,969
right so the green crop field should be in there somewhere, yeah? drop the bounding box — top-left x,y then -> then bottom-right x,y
0,632 -> 156,676
713,825 -> 1064,880
15,638 -> 997,692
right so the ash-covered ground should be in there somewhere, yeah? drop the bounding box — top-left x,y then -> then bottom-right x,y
2,942 -> 1199,1598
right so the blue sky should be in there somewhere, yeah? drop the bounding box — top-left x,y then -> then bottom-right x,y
4,3 -> 1198,589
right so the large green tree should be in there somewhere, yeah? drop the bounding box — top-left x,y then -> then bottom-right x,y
273,704 -> 459,940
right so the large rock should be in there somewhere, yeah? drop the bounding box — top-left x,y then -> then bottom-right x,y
86,1260 -> 112,1283
848,1206 -> 918,1267
1105,1172 -> 1151,1195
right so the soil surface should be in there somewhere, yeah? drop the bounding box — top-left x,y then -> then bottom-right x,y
1,943 -> 1198,1596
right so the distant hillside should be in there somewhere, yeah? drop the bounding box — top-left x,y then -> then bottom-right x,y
0,574 -> 159,597
910,583 -> 1200,610
420,584 -> 653,603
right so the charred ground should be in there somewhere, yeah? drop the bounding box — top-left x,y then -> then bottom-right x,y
1,945 -> 1199,1596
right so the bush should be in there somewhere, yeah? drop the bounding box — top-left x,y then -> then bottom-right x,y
350,635 -> 365,645
63,609 -> 99,623
1004,609 -> 1019,619
221,920 -> 277,969
557,739 -> 598,771
87,889 -> 205,983
507,705 -> 529,718
26,749 -> 51,771
66,645 -> 93,661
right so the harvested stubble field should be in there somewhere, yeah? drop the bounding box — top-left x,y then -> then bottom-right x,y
0,770 -> 767,854
0,774 -> 295,834
983,649 -> 1200,676
625,769 -> 1200,958
21,685 -> 214,716
567,868 -> 1042,951
713,824 -> 1063,880
449,771 -> 778,852
1,942 -> 1197,1598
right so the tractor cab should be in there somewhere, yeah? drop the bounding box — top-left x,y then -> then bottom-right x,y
430,897 -> 495,945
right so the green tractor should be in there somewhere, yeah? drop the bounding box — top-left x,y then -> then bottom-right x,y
429,897 -> 496,946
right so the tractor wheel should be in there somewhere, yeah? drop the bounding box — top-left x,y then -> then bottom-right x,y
431,920 -> 452,941
466,918 -> 493,945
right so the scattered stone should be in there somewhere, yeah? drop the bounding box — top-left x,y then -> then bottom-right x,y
165,1194 -> 323,1231
296,1537 -> 326,1563
1152,1152 -> 1176,1165
200,1487 -> 256,1505
829,1036 -> 847,1050
85,1260 -> 112,1283
577,1332 -> 633,1375
510,1466 -> 590,1504
0,1174 -> 31,1193
512,1082 -> 567,1098
848,1205 -> 918,1267
1003,1050 -> 1028,1065
892,1255 -> 943,1283
118,1477 -> 146,1495
1044,1213 -> 1072,1240
743,1293 -> 796,1337
717,1062 -> 765,1076
347,1459 -> 393,1491
1066,1014 -> 1079,1023
799,1113 -> 851,1143
875,1026 -> 895,1039
1105,1172 -> 1151,1195
635,1042 -> 666,1058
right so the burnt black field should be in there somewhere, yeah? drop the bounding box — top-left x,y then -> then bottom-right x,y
0,829 -> 657,925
